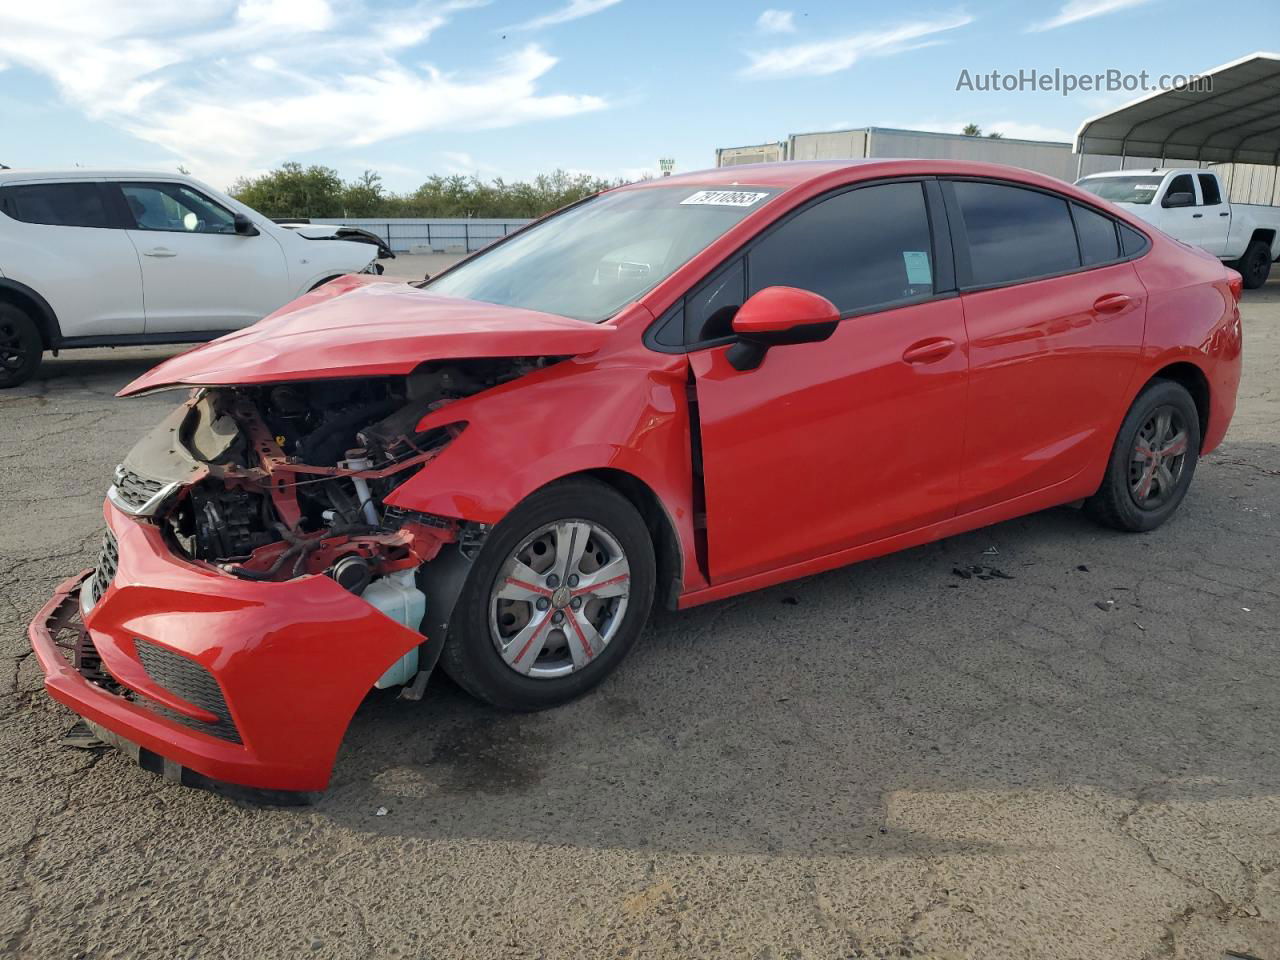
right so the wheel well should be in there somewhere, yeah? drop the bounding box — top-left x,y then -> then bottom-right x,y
1250,229 -> 1276,255
1151,362 -> 1209,449
0,281 -> 58,349
308,275 -> 343,292
578,468 -> 683,611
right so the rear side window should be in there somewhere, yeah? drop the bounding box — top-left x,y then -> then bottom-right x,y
0,182 -> 109,228
1072,203 -> 1121,266
748,182 -> 936,314
953,181 -> 1080,286
1198,174 -> 1222,205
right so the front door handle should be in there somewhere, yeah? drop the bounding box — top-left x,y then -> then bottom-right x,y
143,248 -> 177,258
1093,293 -> 1133,314
1220,212 -> 1230,217
902,337 -> 956,364
1192,213 -> 1203,218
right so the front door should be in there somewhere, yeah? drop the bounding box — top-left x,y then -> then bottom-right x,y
111,181 -> 290,334
688,180 -> 970,585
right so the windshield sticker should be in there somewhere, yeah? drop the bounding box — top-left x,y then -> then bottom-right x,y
1133,184 -> 1159,190
902,251 -> 932,286
680,190 -> 770,207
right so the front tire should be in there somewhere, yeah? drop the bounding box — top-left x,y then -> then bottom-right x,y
440,478 -> 656,711
0,303 -> 41,389
1085,379 -> 1200,532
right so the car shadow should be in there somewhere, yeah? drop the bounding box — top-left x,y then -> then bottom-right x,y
319,455 -> 1280,858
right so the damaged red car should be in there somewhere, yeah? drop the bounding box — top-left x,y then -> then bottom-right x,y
30,160 -> 1242,798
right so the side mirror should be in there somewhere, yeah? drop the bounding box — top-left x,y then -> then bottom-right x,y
727,286 -> 840,371
1162,191 -> 1195,209
233,212 -> 259,236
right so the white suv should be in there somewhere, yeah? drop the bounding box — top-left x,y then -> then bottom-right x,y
0,170 -> 391,387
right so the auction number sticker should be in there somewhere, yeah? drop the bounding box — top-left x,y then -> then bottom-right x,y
681,190 -> 770,207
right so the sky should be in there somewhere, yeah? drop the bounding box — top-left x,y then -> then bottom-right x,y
0,0 -> 1276,193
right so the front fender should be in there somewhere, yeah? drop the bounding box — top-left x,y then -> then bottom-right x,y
384,354 -> 703,590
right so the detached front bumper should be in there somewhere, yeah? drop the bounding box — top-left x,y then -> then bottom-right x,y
29,502 -> 427,794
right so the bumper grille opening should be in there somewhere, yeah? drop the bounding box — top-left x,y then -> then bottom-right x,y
88,530 -> 118,606
134,640 -> 241,744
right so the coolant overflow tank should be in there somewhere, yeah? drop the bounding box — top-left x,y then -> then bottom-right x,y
363,569 -> 426,689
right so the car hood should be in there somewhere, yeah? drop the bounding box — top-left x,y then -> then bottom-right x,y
119,275 -> 615,395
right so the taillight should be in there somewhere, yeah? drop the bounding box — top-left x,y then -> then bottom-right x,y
1227,269 -> 1244,303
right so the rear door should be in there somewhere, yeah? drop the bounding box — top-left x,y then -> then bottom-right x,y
1196,174 -> 1232,256
688,179 -> 970,584
110,180 -> 290,334
0,180 -> 144,338
945,180 -> 1147,512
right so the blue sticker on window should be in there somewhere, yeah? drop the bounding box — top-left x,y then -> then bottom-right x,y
903,251 -> 932,286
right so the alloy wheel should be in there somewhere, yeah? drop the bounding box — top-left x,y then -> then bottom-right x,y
1129,404 -> 1189,509
489,519 -> 631,679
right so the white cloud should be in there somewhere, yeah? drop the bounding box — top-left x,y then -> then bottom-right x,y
1028,0 -> 1151,32
742,12 -> 973,78
512,0 -> 622,31
756,9 -> 796,34
0,1 -> 607,186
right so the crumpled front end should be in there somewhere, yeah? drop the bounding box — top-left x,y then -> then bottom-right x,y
28,359 -> 555,793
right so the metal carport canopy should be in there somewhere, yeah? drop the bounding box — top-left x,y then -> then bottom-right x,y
1075,52 -> 1280,165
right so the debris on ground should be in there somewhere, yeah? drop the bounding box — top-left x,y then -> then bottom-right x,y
952,565 -> 1014,581
1135,622 -> 1146,631
781,596 -> 799,605
375,806 -> 389,817
1077,564 -> 1090,572
60,719 -> 106,750
983,546 -> 1000,556
1095,600 -> 1116,612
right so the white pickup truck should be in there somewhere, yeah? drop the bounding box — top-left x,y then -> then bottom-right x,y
1076,168 -> 1280,289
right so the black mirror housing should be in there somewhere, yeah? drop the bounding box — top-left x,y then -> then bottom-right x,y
234,212 -> 260,236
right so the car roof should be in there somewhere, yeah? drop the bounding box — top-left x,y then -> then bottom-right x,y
614,158 -> 1100,195
1078,168 -> 1193,179
0,169 -> 202,183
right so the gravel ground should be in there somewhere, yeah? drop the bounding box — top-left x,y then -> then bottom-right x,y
1,272 -> 1278,960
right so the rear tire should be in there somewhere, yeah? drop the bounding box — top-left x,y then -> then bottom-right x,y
1238,240 -> 1273,289
439,478 -> 656,711
0,303 -> 41,388
1085,379 -> 1200,532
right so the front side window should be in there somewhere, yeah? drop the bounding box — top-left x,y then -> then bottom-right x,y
426,186 -> 778,323
0,182 -> 109,228
747,182 -> 936,314
1076,175 -> 1164,205
120,182 -> 238,234
1164,174 -> 1197,206
953,181 -> 1079,286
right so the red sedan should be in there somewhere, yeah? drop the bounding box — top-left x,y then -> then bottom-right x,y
30,160 -> 1243,798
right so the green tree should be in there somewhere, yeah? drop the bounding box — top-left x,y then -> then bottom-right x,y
341,170 -> 387,217
962,123 -> 982,136
229,162 -> 345,219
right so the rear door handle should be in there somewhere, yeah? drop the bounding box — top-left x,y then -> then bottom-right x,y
902,337 -> 956,364
1093,293 -> 1133,314
143,248 -> 177,258
1192,213 -> 1203,218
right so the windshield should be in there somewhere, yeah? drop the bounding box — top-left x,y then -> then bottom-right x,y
1076,175 -> 1165,205
424,185 -> 779,322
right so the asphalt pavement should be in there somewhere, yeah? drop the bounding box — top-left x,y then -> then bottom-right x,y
2,268 -> 1277,959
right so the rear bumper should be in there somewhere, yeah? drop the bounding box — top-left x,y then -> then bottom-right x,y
29,502 -> 427,793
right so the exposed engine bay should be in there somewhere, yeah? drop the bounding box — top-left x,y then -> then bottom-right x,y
112,357 -> 556,593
